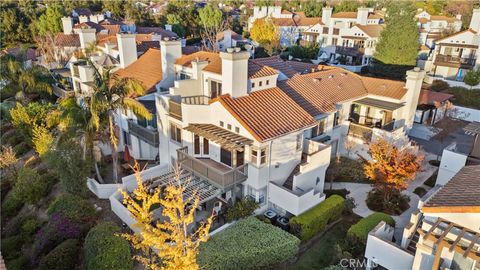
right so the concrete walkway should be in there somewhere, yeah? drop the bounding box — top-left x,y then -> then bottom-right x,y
329,152 -> 438,241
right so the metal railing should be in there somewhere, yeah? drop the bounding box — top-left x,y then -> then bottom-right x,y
127,120 -> 159,147
176,147 -> 248,189
168,99 -> 182,120
434,54 -> 476,67
335,46 -> 364,56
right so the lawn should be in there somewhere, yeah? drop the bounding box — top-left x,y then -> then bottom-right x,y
291,216 -> 360,270
445,86 -> 480,110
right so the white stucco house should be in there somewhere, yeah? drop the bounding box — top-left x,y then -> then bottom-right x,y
415,9 -> 462,49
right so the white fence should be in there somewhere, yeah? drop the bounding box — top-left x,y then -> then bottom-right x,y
450,105 -> 480,122
87,178 -> 121,199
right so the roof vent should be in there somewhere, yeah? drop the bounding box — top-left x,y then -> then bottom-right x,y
328,75 -> 334,79
312,78 -> 321,83
340,72 -> 347,76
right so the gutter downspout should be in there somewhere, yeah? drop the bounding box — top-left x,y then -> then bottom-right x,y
267,140 -> 273,208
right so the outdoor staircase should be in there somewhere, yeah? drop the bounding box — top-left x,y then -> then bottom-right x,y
407,231 -> 420,254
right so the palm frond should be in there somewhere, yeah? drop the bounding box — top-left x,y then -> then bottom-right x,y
123,98 -> 152,120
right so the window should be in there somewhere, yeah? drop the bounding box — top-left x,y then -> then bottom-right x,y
210,80 -> 222,98
250,149 -> 258,163
333,111 -> 340,128
194,134 -> 200,154
179,72 -> 191,80
250,147 -> 267,166
203,138 -> 209,155
296,133 -> 303,150
237,151 -> 244,166
333,28 -> 340,35
235,127 -> 240,133
220,121 -> 224,127
311,119 -> 325,138
260,148 -> 267,165
266,80 -> 269,85
227,124 -> 232,130
259,81 -> 262,87
332,38 -> 338,46
220,148 -> 232,167
322,27 -> 328,34
252,82 -> 255,88
170,122 -> 182,143
123,130 -> 131,146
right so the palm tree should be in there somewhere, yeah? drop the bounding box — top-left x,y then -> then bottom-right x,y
0,55 -> 53,103
89,62 -> 152,183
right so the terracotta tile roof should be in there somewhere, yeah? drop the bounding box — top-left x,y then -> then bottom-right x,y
423,165 -> 480,212
332,12 -> 357,19
114,48 -> 162,94
430,15 -> 458,23
73,8 -> 92,16
181,45 -> 201,55
102,24 -> 121,34
74,22 -> 105,32
248,61 -> 278,78
270,16 -> 321,27
2,47 -> 37,61
356,24 -> 385,38
418,89 -> 453,105
100,18 -> 124,25
214,88 -> 316,141
217,29 -> 245,41
361,76 -> 407,99
368,12 -> 384,19
175,51 -> 222,74
251,56 -> 318,78
418,17 -> 429,24
137,41 -> 160,53
436,28 -> 478,43
55,33 -> 81,47
279,67 -> 407,115
136,26 -> 178,38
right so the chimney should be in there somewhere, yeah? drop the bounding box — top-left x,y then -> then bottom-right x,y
62,16 -> 73,34
403,67 -> 426,130
223,30 -> 232,48
165,24 -> 172,32
160,38 -> 182,88
151,34 -> 162,41
74,28 -> 97,49
90,14 -> 99,23
117,33 -> 138,68
322,7 -> 332,25
79,15 -> 89,23
456,14 -> 462,20
356,7 -> 369,25
97,13 -> 105,22
470,8 -> 480,32
220,48 -> 250,98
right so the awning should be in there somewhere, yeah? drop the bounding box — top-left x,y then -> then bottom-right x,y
184,124 -> 253,152
354,97 -> 405,111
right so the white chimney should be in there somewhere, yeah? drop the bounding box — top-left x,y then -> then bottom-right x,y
220,49 -> 250,98
62,16 -> 73,34
74,28 -> 97,49
151,34 -> 162,41
456,14 -> 462,20
403,67 -> 426,130
165,24 -> 173,32
117,33 -> 138,68
356,7 -> 369,25
470,8 -> 480,32
160,39 -> 182,88
90,14 -> 99,23
322,7 -> 333,26
79,15 -> 89,23
97,13 -> 105,22
223,30 -> 232,48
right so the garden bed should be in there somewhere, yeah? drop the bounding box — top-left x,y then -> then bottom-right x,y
326,157 -> 369,183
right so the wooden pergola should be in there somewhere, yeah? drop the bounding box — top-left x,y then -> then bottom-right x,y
184,124 -> 253,152
419,218 -> 480,269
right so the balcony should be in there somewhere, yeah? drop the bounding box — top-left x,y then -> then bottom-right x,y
181,95 -> 211,105
434,54 -> 476,68
269,182 -> 325,216
168,99 -> 182,120
348,122 -> 373,141
176,147 -> 248,189
335,46 -> 364,57
127,120 -> 159,147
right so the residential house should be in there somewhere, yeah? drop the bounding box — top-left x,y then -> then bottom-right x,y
364,164 -> 480,270
415,89 -> 454,126
424,9 -> 480,82
415,9 -> 462,49
216,29 -> 249,52
1,47 -> 37,68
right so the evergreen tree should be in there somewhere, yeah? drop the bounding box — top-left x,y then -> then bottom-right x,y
35,3 -> 65,36
303,0 -> 323,17
464,68 -> 480,89
371,1 -> 419,79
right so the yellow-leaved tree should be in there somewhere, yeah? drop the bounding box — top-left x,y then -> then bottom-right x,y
250,18 -> 280,56
121,163 -> 214,270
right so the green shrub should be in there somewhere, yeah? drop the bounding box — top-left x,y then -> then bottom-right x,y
255,215 -> 272,224
13,142 -> 30,156
197,216 -> 300,270
47,194 -> 96,224
413,187 -> 427,198
21,217 -> 43,236
324,188 -> 350,198
445,86 -> 480,109
326,157 -> 368,183
226,198 -> 259,222
1,235 -> 25,260
289,195 -> 345,241
428,160 -> 440,167
3,213 -> 39,237
347,212 -> 395,244
1,191 -> 24,217
289,44 -> 319,60
12,167 -> 49,204
424,172 -> 438,187
37,239 -> 80,270
429,79 -> 449,92
366,190 -> 410,215
2,131 -> 22,146
84,222 -> 133,270
5,255 -> 30,270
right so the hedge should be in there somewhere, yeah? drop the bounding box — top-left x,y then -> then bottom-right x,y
47,194 -> 96,224
1,191 -> 24,218
413,187 -> 427,198
1,235 -> 25,260
197,217 -> 300,270
84,222 -> 133,270
5,255 -> 30,270
424,172 -> 438,187
289,195 -> 345,241
37,239 -> 80,270
347,212 -> 395,244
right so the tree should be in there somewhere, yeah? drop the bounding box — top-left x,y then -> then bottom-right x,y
102,0 -> 125,19
250,18 -> 280,56
89,63 -> 151,182
12,167 -> 48,204
463,67 -> 480,89
0,5 -> 32,47
35,3 -> 65,36
9,102 -> 56,144
0,56 -> 53,103
32,125 -> 54,157
444,1 -> 473,29
198,5 -> 226,52
0,146 -> 18,180
166,14 -> 186,38
303,0 -> 323,17
333,0 -> 360,12
121,163 -> 213,270
35,33 -> 71,68
362,138 -> 423,202
371,1 -> 419,79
